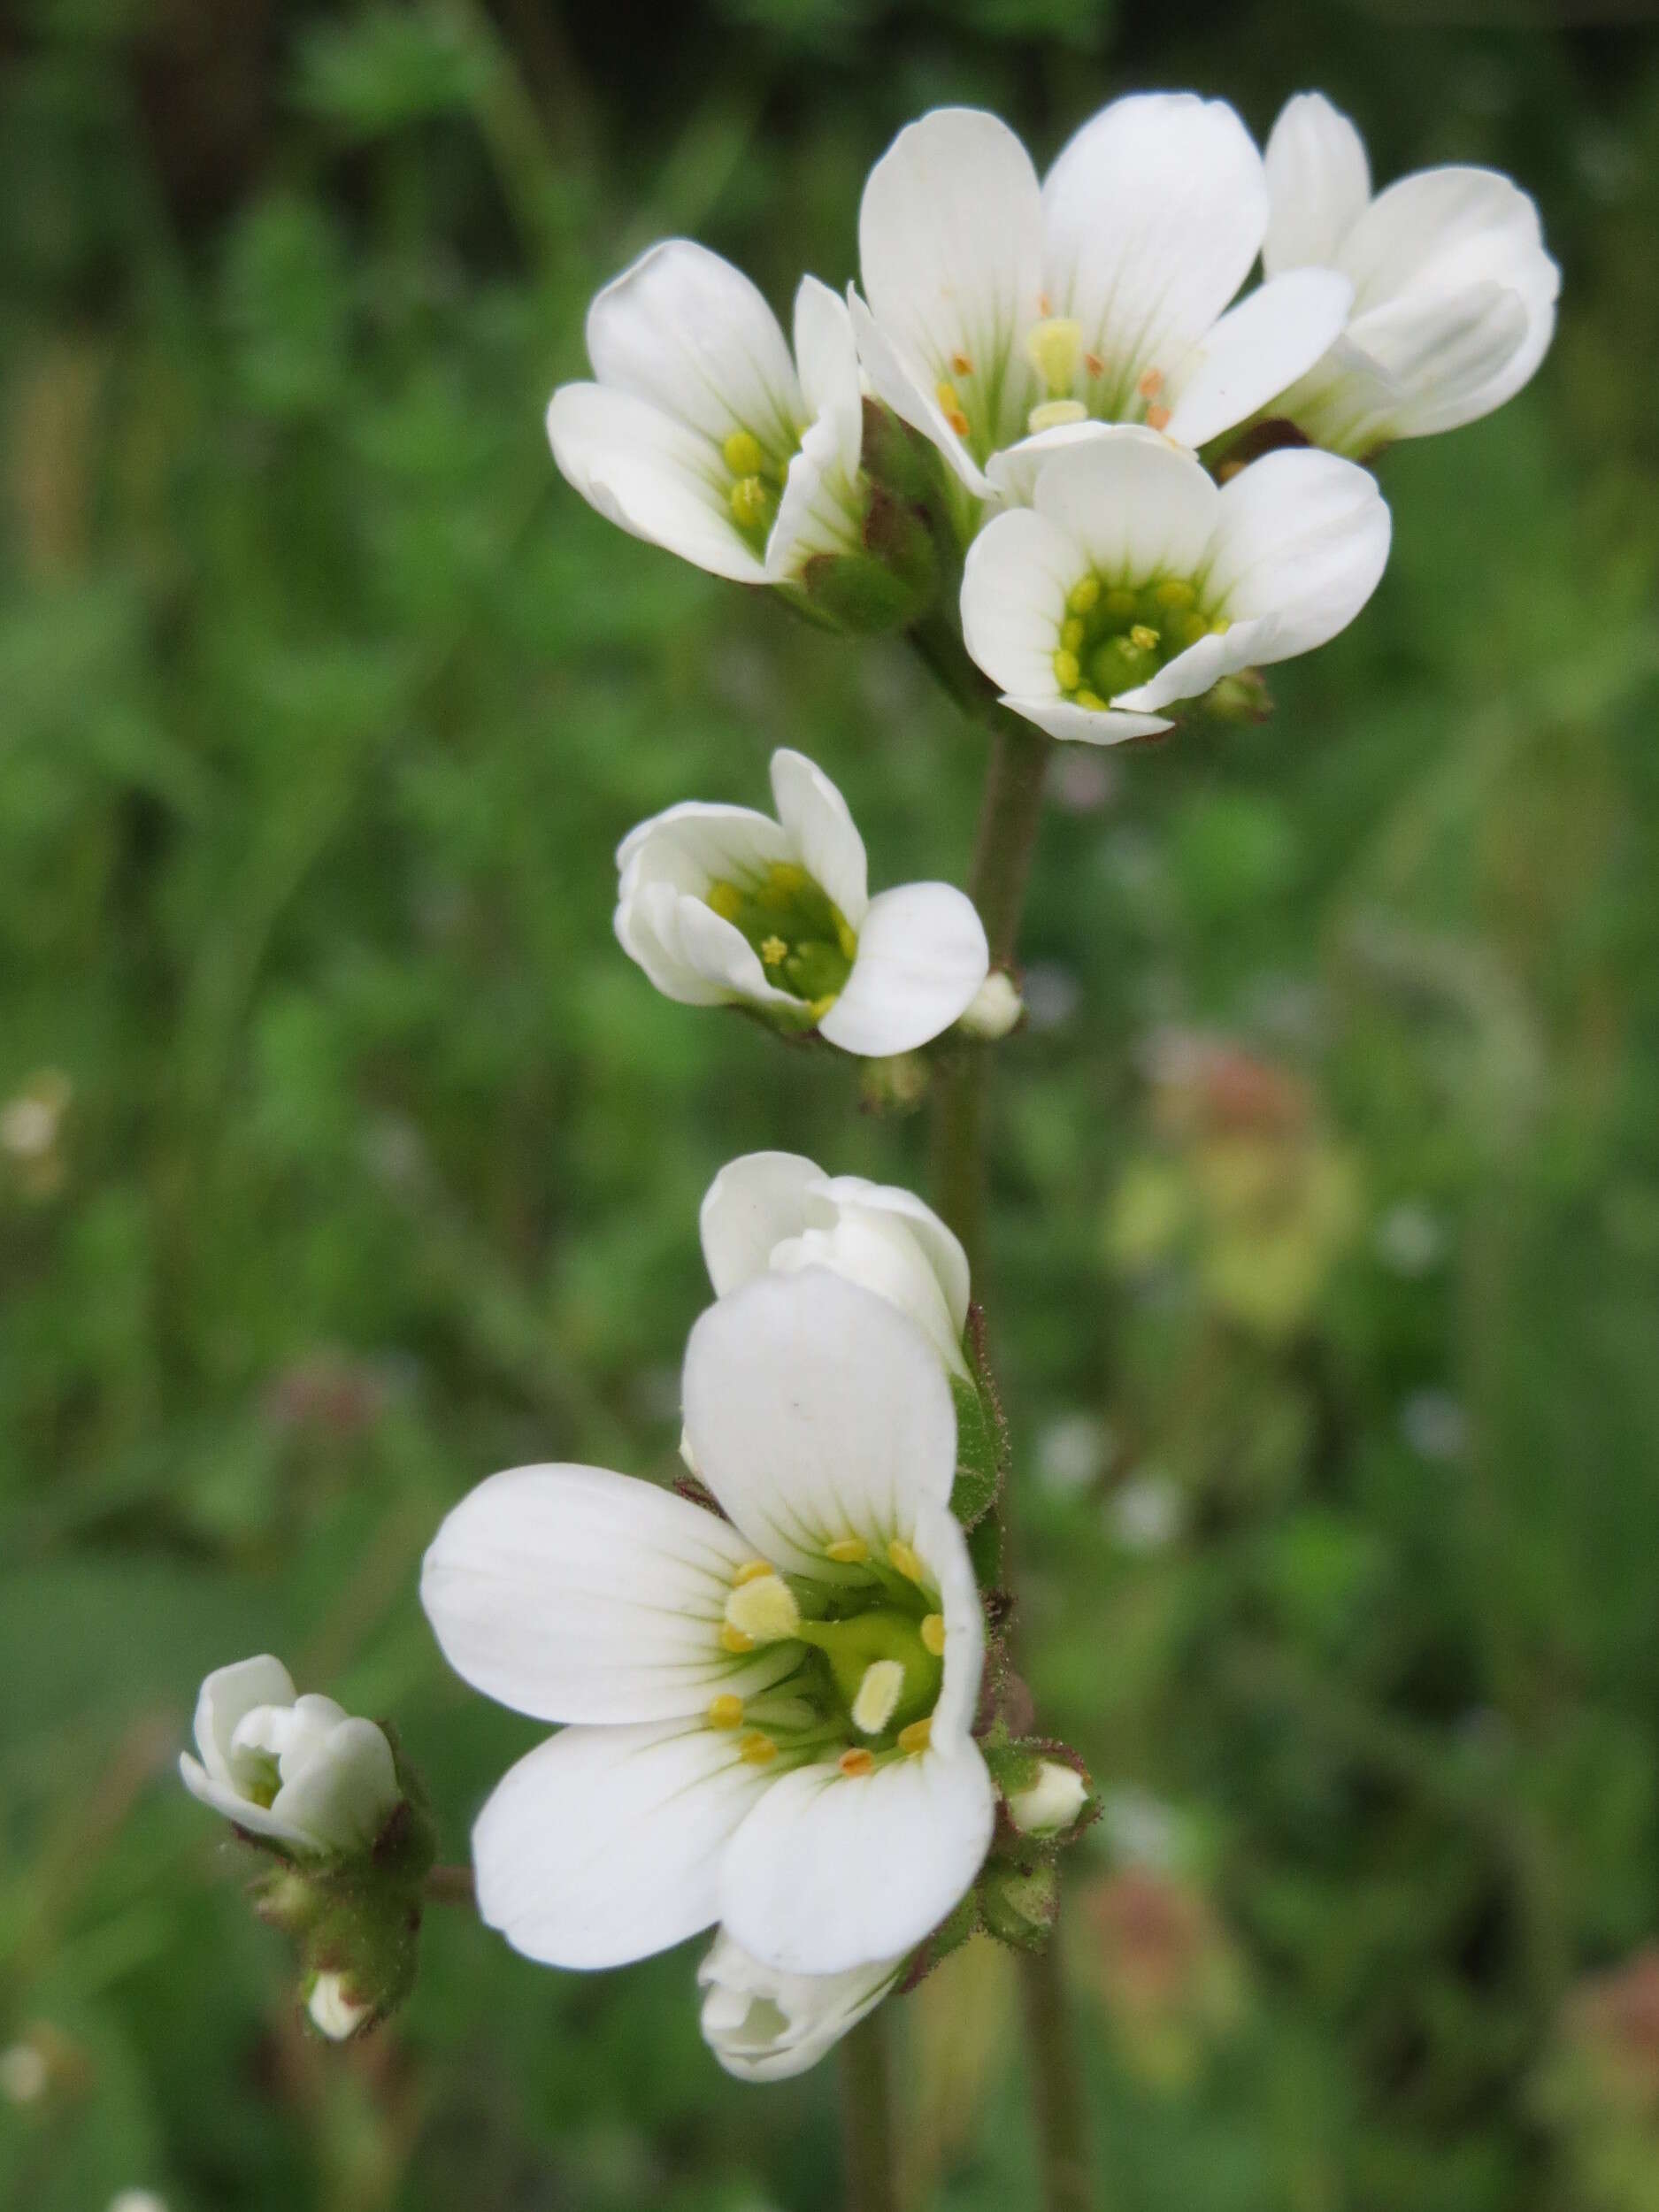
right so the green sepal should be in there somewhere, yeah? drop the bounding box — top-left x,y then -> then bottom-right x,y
800,546 -> 926,634
950,1304 -> 1010,1533
898,1886 -> 981,1994
979,1855 -> 1059,1952
980,1735 -> 1046,1802
860,396 -> 951,508
967,1509 -> 1004,1593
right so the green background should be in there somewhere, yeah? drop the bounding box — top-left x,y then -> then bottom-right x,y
4,0 -> 1659,2206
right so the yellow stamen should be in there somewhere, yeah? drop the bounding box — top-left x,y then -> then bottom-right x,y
897,1718 -> 933,1756
721,1624 -> 755,1654
1067,575 -> 1100,616
738,1732 -> 779,1766
1027,398 -> 1087,434
851,1659 -> 905,1737
733,1559 -> 773,1585
1025,316 -> 1084,395
1144,403 -> 1171,433
826,1536 -> 869,1564
760,934 -> 787,967
934,380 -> 971,439
1156,578 -> 1195,609
1210,616 -> 1232,636
730,475 -> 770,527
724,1573 -> 801,1645
920,1613 -> 947,1657
1129,625 -> 1160,652
707,1694 -> 744,1730
1216,457 -> 1246,484
839,1747 -> 875,1778
834,916 -> 859,961
1075,687 -> 1109,710
807,993 -> 838,1024
1084,349 -> 1105,378
764,861 -> 810,895
1052,648 -> 1080,693
722,429 -> 765,476
887,1537 -> 925,1583
950,349 -> 973,377
707,879 -> 743,922
1137,366 -> 1164,400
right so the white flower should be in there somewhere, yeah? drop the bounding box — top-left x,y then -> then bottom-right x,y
615,747 -> 988,1055
548,241 -> 864,587
1005,1760 -> 1089,1838
850,97 -> 1355,505
306,1970 -> 373,2041
697,1930 -> 902,2081
701,1150 -> 971,1378
1260,92 -> 1558,456
179,1656 -> 400,1857
420,1269 -> 995,1981
960,426 -> 1390,745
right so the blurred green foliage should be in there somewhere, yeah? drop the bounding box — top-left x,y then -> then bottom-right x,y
4,0 -> 1659,2207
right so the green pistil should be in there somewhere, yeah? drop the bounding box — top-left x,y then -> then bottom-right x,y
1053,572 -> 1228,711
793,1609 -> 944,1739
707,862 -> 856,1014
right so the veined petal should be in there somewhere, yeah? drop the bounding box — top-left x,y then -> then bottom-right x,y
960,505 -> 1079,698
984,417 -> 1118,509
848,291 -> 992,498
768,749 -> 869,926
1164,268 -> 1355,449
700,1151 -> 826,1296
190,1655 -> 297,1791
816,1177 -> 970,1340
1343,280 -> 1542,439
698,1931 -> 901,2082
473,1720 -> 772,1969
1336,165 -> 1557,326
1035,426 -> 1219,585
547,384 -> 766,585
718,1737 -> 995,1975
858,108 -> 1043,459
681,1268 -> 957,1577
421,1464 -> 799,1724
819,884 -> 988,1056
794,276 -> 864,483
1041,94 -> 1266,405
269,1717 -> 400,1855
586,239 -> 803,452
1205,448 -> 1391,659
1263,93 -> 1372,275
909,1499 -> 987,1751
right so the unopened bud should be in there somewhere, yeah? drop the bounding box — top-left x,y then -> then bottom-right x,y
306,1970 -> 373,2042
957,972 -> 1023,1041
979,1855 -> 1059,1949
1007,1759 -> 1090,1839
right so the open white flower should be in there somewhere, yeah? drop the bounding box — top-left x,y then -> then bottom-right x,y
179,1656 -> 400,1857
1260,92 -> 1558,456
701,1149 -> 970,1378
961,426 -> 1390,744
548,241 -> 864,587
421,1269 -> 995,1980
698,1930 -> 902,2081
851,97 -> 1356,507
616,747 -> 988,1055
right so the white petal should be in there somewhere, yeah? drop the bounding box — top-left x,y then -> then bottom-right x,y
960,506 -> 1078,699
617,798 -> 789,886
768,749 -> 869,926
1033,426 -> 1218,582
586,239 -> 803,452
1041,94 -> 1265,403
1263,93 -> 1372,275
770,1210 -> 968,1378
910,1499 -> 987,1752
767,410 -> 864,580
1164,268 -> 1355,449
473,1720 -> 772,1969
858,108 -> 1043,456
718,1738 -> 995,1975
1205,448 -> 1391,659
700,1151 -> 827,1296
270,1717 -> 400,1855
179,1751 -> 318,1851
191,1655 -> 296,1790
1342,281 -> 1542,439
681,1268 -> 957,1577
848,290 -> 991,498
615,881 -> 740,1007
997,695 -> 1172,747
816,1178 -> 971,1341
794,276 -> 864,482
547,384 -> 766,585
667,892 -> 795,1007
698,1932 -> 901,2082
1110,618 -> 1267,712
984,417 -> 1119,509
819,884 -> 989,1056
421,1463 -> 799,1724
1336,166 -> 1557,327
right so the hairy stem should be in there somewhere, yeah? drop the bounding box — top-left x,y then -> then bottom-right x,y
1018,1934 -> 1093,2212
840,2006 -> 900,2212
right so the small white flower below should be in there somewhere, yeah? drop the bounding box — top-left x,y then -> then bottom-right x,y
179,1656 -> 400,1858
615,748 -> 988,1055
307,1970 -> 373,2041
698,1931 -> 902,2081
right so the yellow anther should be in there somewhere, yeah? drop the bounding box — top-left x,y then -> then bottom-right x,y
920,1613 -> 947,1657
897,1718 -> 933,1756
934,380 -> 972,438
764,861 -> 810,896
1179,610 -> 1210,648
950,349 -> 974,377
826,1536 -> 869,1564
733,1559 -> 773,1586
1216,457 -> 1246,484
1156,579 -> 1195,609
1084,349 -> 1106,378
839,1747 -> 875,1778
1129,625 -> 1160,652
807,993 -> 839,1023
1052,648 -> 1081,693
1137,366 -> 1165,400
707,1694 -> 745,1730
834,915 -> 859,961
1061,618 -> 1085,654
1144,403 -> 1171,433
1067,575 -> 1100,616
1027,398 -> 1088,434
759,934 -> 787,966
721,1624 -> 755,1654
725,1573 -> 802,1645
722,429 -> 766,476
1210,616 -> 1232,636
887,1537 -> 925,1583
730,475 -> 771,528
1104,588 -> 1137,618
738,1732 -> 779,1766
707,880 -> 744,922
851,1659 -> 905,1737
1075,687 -> 1109,710
1025,316 -> 1084,395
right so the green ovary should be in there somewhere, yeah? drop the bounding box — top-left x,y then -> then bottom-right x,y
795,1608 -> 944,1738
1052,573 -> 1230,712
706,862 -> 856,1016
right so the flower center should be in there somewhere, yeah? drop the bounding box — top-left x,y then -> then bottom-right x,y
706,862 -> 856,1018
1051,572 -> 1229,712
721,429 -> 793,556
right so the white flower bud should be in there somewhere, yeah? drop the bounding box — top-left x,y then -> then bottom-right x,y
1006,1759 -> 1088,1838
697,1931 -> 901,2081
956,970 -> 1024,1041
179,1655 -> 400,1858
306,1971 -> 373,2041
